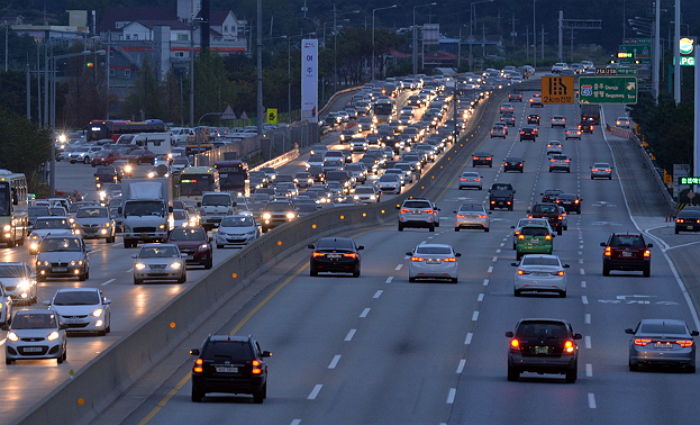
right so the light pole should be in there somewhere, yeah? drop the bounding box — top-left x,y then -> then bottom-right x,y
469,0 -> 493,71
413,2 -> 437,75
333,7 -> 360,93
4,24 -> 8,72
673,0 -> 680,104
189,16 -> 204,127
532,0 -> 537,68
371,4 -> 397,81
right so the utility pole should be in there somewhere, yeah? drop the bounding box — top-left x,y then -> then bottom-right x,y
541,24 -> 544,60
532,0 -> 537,68
333,4 -> 337,92
694,46 -> 699,191
558,10 -> 563,61
43,43 -> 49,128
256,0 -> 263,136
36,45 -> 41,125
106,31 -> 111,119
4,24 -> 8,72
653,0 -> 661,102
457,26 -> 462,70
25,61 -> 30,120
526,26 -> 529,62
673,0 -> 681,104
189,24 -> 195,126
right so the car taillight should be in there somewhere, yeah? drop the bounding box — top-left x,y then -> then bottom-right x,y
312,252 -> 326,258
459,178 -> 467,181
519,131 -> 524,135
592,168 -> 599,172
564,340 -> 575,353
697,219 -> 700,224
604,246 -> 611,256
605,169 -> 611,172
634,338 -> 652,346
411,256 -> 425,262
193,358 -> 204,373
510,338 -> 520,350
400,208 -> 410,214
343,253 -> 358,258
252,359 -> 262,374
442,257 -> 457,262
550,159 -> 555,162
514,231 -> 520,235
676,340 -> 694,348
456,214 -> 465,218
517,270 -> 529,275
644,249 -> 651,258
558,216 -> 563,220
518,235 -> 525,240
545,235 -> 552,241
423,209 -> 436,214
486,157 -> 492,160
477,215 -> 488,219
555,270 -> 565,276
565,160 -> 571,163
474,178 -> 481,181
473,156 -> 478,160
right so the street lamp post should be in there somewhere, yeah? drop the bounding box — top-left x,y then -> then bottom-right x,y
412,2 -> 437,75
469,0 -> 493,72
333,7 -> 360,93
371,4 -> 397,81
532,0 -> 537,68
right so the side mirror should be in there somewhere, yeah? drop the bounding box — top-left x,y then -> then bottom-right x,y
510,262 -> 518,267
573,333 -> 583,340
455,253 -> 461,257
189,348 -> 200,356
197,202 -> 202,207
540,193 -> 544,196
505,331 -> 514,338
624,328 -> 635,335
453,210 -> 458,214
488,211 -> 492,215
510,225 -> 515,229
406,252 -> 413,256
262,350 -> 272,358
103,298 -> 111,305
647,243 -> 653,248
308,244 -> 315,249
692,330 -> 699,337
563,264 -> 570,268
526,209 -> 530,214
600,242 -> 606,247
43,300 -> 51,306
357,245 -> 365,250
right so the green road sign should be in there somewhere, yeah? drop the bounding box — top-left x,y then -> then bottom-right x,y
579,77 -> 638,104
679,177 -> 700,185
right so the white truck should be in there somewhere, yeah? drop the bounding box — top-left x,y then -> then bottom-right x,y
116,132 -> 175,156
199,192 -> 234,230
120,178 -> 173,248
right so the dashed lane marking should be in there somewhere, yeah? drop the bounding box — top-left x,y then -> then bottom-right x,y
581,295 -> 589,305
456,359 -> 466,374
307,384 -> 323,400
483,279 -> 489,286
328,355 -> 341,369
586,363 -> 593,377
588,393 -> 597,409
373,290 -> 383,299
585,335 -> 592,349
477,293 -> 484,302
395,264 -> 403,271
585,313 -> 591,324
386,276 -> 394,283
465,332 -> 473,344
446,388 -> 456,404
344,329 -> 356,341
472,311 -> 479,321
359,308 -> 370,318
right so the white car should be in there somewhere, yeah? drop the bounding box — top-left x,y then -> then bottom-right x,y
376,174 -> 402,194
550,116 -> 567,128
615,117 -> 632,128
215,215 -> 259,248
407,244 -> 461,283
353,185 -> 381,203
458,171 -> 483,190
551,62 -> 568,73
512,254 -> 569,297
0,262 -> 37,304
5,309 -> 67,364
49,288 -> 111,336
591,162 -> 613,180
28,216 -> 76,255
132,244 -> 187,284
454,203 -> 490,232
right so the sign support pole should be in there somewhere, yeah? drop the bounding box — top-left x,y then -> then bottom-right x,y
674,0 -> 681,104
694,47 -> 700,192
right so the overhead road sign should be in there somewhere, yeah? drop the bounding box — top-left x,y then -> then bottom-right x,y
579,76 -> 638,104
541,76 -> 575,104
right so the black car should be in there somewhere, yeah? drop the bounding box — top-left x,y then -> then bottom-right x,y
519,127 -> 538,141
506,319 -> 582,382
93,166 -> 120,188
309,237 -> 364,277
601,233 -> 652,277
675,208 -> 700,234
528,203 -> 564,235
541,189 -> 562,203
499,116 -> 517,127
578,122 -> 595,134
472,152 -> 493,167
527,114 -> 541,125
503,157 -> 524,173
190,335 -> 271,403
554,193 -> 582,214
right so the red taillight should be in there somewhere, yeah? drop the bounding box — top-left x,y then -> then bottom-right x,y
564,340 -> 575,353
400,208 -> 410,214
343,252 -> 358,258
604,246 -> 611,256
676,340 -> 694,348
545,235 -> 552,241
312,252 -> 326,258
474,178 -> 481,181
411,256 -> 425,262
490,201 -> 495,204
423,209 -> 436,214
519,131 -> 525,135
486,157 -> 492,160
565,160 -> 571,163
252,360 -> 263,374
193,358 -> 204,373
510,338 -> 520,350
555,270 -> 565,276
477,215 -> 488,219
442,257 -> 457,262
459,178 -> 467,181
592,168 -> 599,172
550,159 -> 556,162
472,156 -> 478,160
634,338 -> 652,346
518,235 -> 525,240
574,199 -> 580,203
643,249 -> 651,258
605,169 -> 611,172
456,214 -> 465,218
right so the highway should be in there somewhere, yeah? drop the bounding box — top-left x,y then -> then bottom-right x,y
93,86 -> 700,425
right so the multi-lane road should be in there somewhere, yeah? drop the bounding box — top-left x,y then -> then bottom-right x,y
85,88 -> 700,425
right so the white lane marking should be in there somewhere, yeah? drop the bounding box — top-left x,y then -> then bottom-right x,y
579,244 -> 584,249
586,363 -> 593,377
581,280 -> 587,288
578,251 -> 583,255
446,388 -> 456,404
101,278 -> 115,286
464,332 -> 473,345
359,308 -> 370,318
386,276 -> 394,283
487,266 -> 493,273
395,264 -> 403,271
580,268 -> 585,276
112,243 -> 120,247
471,311 -> 479,321
328,354 -> 341,369
344,329 -> 356,341
500,242 -> 505,247
581,295 -> 589,305
491,256 -> 498,262
0,338 -> 5,346
588,393 -> 597,409
307,384 -> 323,400
496,249 -> 501,254
456,359 -> 466,374
483,279 -> 489,286
290,420 -> 302,425
585,313 -> 591,324
579,259 -> 584,264
477,293 -> 485,302
585,335 -> 592,349
373,290 -> 383,299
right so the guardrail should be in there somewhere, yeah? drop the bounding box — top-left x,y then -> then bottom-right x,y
15,87 -> 504,425
250,148 -> 300,172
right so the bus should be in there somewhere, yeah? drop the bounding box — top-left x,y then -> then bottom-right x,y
87,119 -> 168,142
178,166 -> 220,202
213,160 -> 248,195
115,132 -> 175,156
0,170 -> 28,247
373,100 -> 394,123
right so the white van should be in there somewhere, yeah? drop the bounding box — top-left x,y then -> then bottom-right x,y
116,133 -> 174,156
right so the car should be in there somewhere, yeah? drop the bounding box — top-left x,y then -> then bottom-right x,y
259,199 -> 297,233
407,244 -> 461,283
503,157 -> 524,173
615,117 -> 632,128
398,198 -> 440,232
454,203 -> 490,232
512,254 -> 569,297
36,236 -> 90,281
458,171 -> 483,190
508,93 -> 523,102
546,141 -> 564,155
172,209 -> 191,228
324,150 -> 351,164
376,174 -> 402,194
500,103 -> 515,113
308,237 -> 364,277
0,262 -> 36,305
564,128 -> 582,140
93,166 -> 120,188
499,115 -> 517,127
519,127 -> 537,141
601,233 -> 653,277
675,208 -> 700,234
626,319 -> 698,372
490,125 -> 508,138
5,309 -> 67,364
489,183 -> 515,211
216,215 -> 259,248
339,129 -> 356,143
166,227 -> 213,269
548,154 -> 572,173
505,319 -> 581,382
189,334 -> 272,403
132,243 -> 187,284
472,152 -> 493,167
527,114 -> 541,125
511,218 -> 554,249
74,206 -> 116,243
590,162 -> 613,180
48,288 -> 111,335
556,205 -> 569,231
529,96 -> 543,107
28,216 -> 76,254
293,172 -> 314,189
554,193 -> 582,214
578,122 -> 595,134
540,189 -> 563,203
528,203 -> 564,235
0,284 -> 12,328
515,224 -> 554,260
550,116 -> 567,128
351,138 -> 369,153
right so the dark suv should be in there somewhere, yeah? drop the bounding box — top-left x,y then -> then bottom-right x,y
308,237 -> 364,277
190,335 -> 271,403
554,193 -> 582,214
503,157 -> 524,173
601,233 -> 653,277
506,319 -> 582,382
472,152 -> 493,167
528,203 -> 563,235
519,127 -> 537,141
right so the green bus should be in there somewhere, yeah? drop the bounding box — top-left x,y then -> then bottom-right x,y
0,170 -> 28,247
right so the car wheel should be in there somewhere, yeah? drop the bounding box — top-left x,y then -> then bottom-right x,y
134,278 -> 143,285
310,268 -> 318,277
84,157 -> 91,164
559,290 -> 567,298
79,272 -> 87,282
608,176 -> 612,180
628,360 -> 639,371
253,386 -> 265,404
191,385 -> 204,402
557,228 -> 563,236
565,367 -> 577,383
564,226 -> 568,231
37,274 -> 46,282
590,176 -> 594,180
455,227 -> 460,232
429,225 -> 435,232
353,268 -> 360,278
58,349 -> 66,364
603,264 -> 610,276
508,205 -> 513,211
205,259 -> 213,269
675,228 -> 679,235
489,205 -> 494,210
484,227 -> 490,233
643,265 -> 651,277
507,364 -> 519,381
217,244 -> 224,249
5,357 -> 14,365
107,235 -> 115,244
687,364 -> 696,373
451,277 -> 458,284
178,273 -> 187,283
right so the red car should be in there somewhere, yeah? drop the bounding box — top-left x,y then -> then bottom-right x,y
125,148 -> 156,165
601,233 -> 652,277
90,149 -> 121,167
166,227 -> 213,269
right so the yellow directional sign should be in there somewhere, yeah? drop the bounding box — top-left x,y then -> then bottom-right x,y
541,76 -> 575,104
266,108 -> 278,124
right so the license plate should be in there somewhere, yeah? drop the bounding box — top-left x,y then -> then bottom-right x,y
327,254 -> 342,259
24,346 -> 43,353
427,259 -> 440,263
52,267 -> 68,272
531,238 -> 539,243
216,367 -> 238,373
622,252 -> 633,257
688,226 -> 694,230
139,233 -> 150,238
534,346 -> 550,354
654,343 -> 672,350
186,255 -> 194,260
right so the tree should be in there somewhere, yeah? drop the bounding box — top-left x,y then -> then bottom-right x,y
0,107 -> 51,193
123,58 -> 166,120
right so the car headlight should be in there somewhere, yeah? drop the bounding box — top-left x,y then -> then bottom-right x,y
17,279 -> 31,291
198,243 -> 209,252
47,331 -> 60,341
134,262 -> 146,270
7,332 -> 18,342
103,222 -> 111,227
2,224 -> 10,232
169,262 -> 182,270
30,234 -> 40,240
70,260 -> 76,265
353,195 -> 359,200
92,308 -> 104,317
68,217 -> 75,224
286,212 -> 296,220
74,229 -> 81,235
262,213 -> 271,220
30,242 -> 39,251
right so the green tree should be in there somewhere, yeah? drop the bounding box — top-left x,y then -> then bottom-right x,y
0,107 -> 51,193
123,58 -> 166,120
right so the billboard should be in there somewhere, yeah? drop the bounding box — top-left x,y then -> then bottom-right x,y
301,38 -> 318,122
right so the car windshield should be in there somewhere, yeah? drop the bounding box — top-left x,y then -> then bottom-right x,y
533,205 -> 557,214
521,257 -> 560,266
492,184 -> 512,191
316,238 -> 354,250
380,175 -> 399,182
355,187 -> 375,194
40,237 -> 82,252
459,204 -> 482,212
403,201 -> 431,209
593,163 -> 609,168
12,313 -> 57,329
29,207 -> 50,216
521,227 -> 548,236
34,218 -> 71,229
169,228 -> 206,241
53,291 -> 100,306
639,323 -> 687,335
139,246 -> 179,258
517,322 -> 568,338
221,216 -> 255,227
202,195 -> 231,206
49,208 -> 67,216
76,207 -> 108,218
173,210 -> 187,220
610,235 -> 645,248
0,265 -> 28,278
202,341 -> 253,361
416,246 -> 452,255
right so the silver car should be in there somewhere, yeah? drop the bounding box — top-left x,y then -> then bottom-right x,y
512,254 -> 569,297
407,244 -> 461,283
75,206 -> 116,242
353,185 -> 381,203
28,216 -> 76,255
0,262 -> 37,304
454,203 -> 490,232
49,288 -> 111,336
376,174 -> 402,194
458,171 -> 483,190
0,284 -> 13,328
590,162 -> 613,180
627,319 -> 698,372
546,141 -> 564,155
215,215 -> 259,248
548,154 -> 572,173
133,244 -> 187,284
5,309 -> 67,364
36,236 -> 90,282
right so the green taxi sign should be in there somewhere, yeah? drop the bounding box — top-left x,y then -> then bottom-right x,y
679,177 -> 700,185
